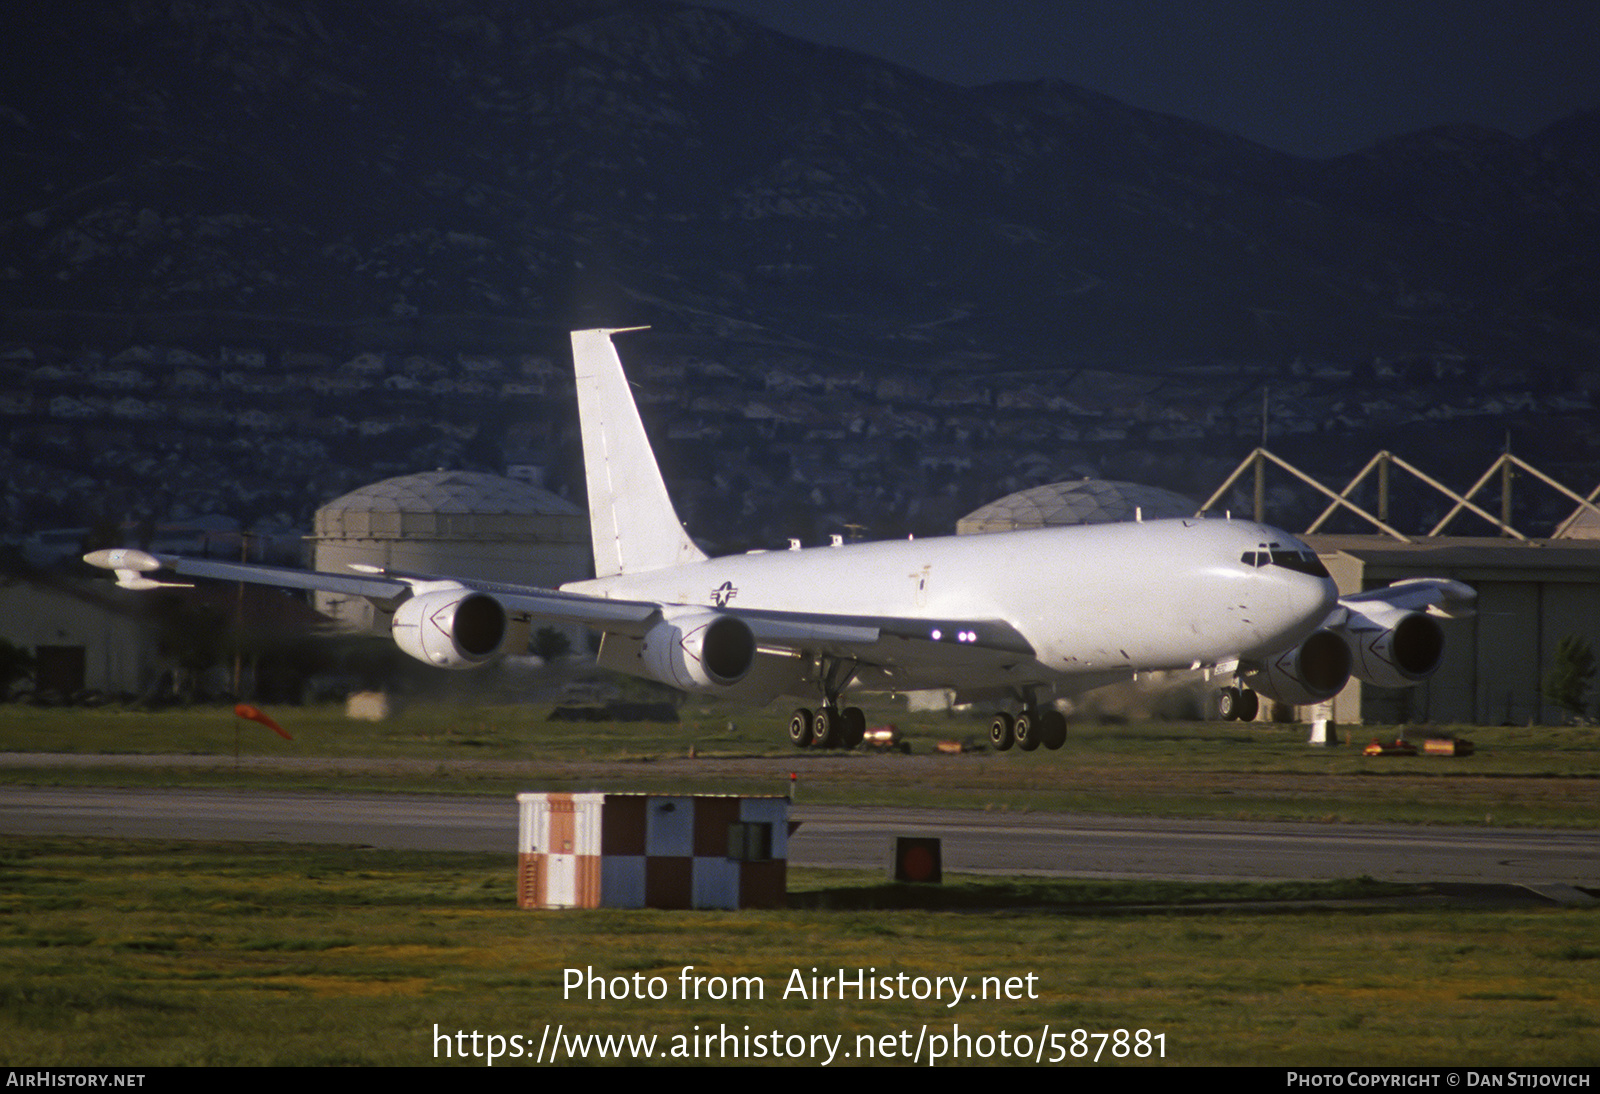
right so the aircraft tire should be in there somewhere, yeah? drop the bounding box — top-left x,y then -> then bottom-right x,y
1038,710 -> 1067,750
1236,688 -> 1260,723
1217,687 -> 1241,721
1016,712 -> 1042,751
989,712 -> 1015,751
789,708 -> 816,747
813,708 -> 841,749
840,706 -> 867,749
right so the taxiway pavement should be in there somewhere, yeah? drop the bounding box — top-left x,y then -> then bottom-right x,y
2,786 -> 1594,888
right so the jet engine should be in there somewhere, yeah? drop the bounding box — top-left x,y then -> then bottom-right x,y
392,589 -> 507,669
639,611 -> 756,691
1342,607 -> 1445,688
1244,628 -> 1352,706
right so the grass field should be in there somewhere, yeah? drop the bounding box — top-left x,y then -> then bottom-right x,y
2,703 -> 1596,1067
2,838 -> 1596,1067
3,702 -> 1597,826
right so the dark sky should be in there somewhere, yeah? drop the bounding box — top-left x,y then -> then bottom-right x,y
706,0 -> 1599,158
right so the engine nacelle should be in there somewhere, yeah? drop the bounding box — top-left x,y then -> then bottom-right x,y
639,611 -> 756,691
1342,607 -> 1445,688
392,589 -> 507,669
1244,628 -> 1353,707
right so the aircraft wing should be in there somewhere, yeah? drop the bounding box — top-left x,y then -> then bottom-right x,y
84,549 -> 409,598
396,577 -> 1034,659
82,549 -> 1036,672
1336,577 -> 1476,619
731,606 -> 1036,672
732,601 -> 1030,652
84,549 -> 666,632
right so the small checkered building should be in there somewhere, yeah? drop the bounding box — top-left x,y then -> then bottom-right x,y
516,792 -> 789,910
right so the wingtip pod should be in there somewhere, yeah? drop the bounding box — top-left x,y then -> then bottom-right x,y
83,548 -> 193,589
84,548 -> 160,572
1367,577 -> 1477,618
1423,578 -> 1476,619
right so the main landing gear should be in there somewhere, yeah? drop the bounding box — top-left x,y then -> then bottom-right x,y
787,704 -> 867,749
1216,685 -> 1260,722
788,656 -> 866,750
989,695 -> 1067,752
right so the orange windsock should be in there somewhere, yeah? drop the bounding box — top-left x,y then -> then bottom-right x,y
234,703 -> 292,740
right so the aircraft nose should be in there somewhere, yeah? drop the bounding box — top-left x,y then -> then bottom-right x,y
1291,574 -> 1339,628
1248,573 -> 1337,658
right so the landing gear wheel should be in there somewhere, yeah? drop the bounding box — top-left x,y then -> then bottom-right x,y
989,712 -> 1015,751
1015,711 -> 1042,751
812,707 -> 841,749
1235,688 -> 1259,723
1038,709 -> 1067,750
840,706 -> 867,749
1218,686 -> 1241,721
788,707 -> 815,747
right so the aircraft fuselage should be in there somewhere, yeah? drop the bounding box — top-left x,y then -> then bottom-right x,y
564,516 -> 1336,694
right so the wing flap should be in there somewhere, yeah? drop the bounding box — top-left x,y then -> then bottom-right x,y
489,586 -> 660,635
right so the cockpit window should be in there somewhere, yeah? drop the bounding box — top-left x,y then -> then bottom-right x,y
1240,548 -> 1329,578
1270,549 -> 1330,577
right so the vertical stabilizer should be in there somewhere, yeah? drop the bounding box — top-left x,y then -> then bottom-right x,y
571,328 -> 707,577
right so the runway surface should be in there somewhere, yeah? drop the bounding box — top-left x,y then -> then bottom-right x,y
3,786 -> 1595,888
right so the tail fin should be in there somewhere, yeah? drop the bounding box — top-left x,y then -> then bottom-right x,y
571,328 -> 708,577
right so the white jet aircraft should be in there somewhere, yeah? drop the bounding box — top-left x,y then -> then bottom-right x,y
87,328 -> 1474,750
